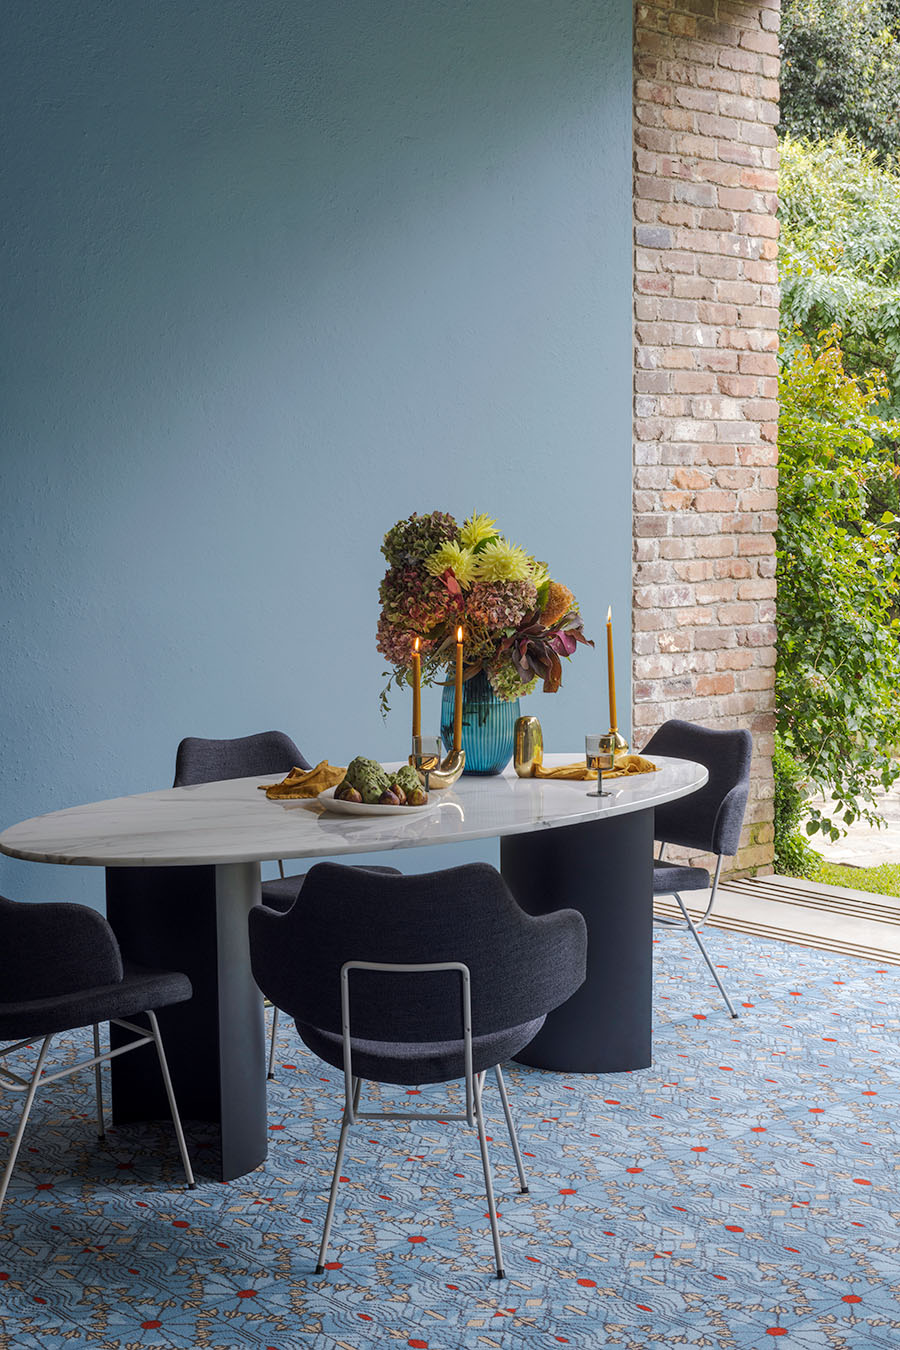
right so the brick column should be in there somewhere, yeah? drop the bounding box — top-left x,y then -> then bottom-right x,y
633,0 -> 779,875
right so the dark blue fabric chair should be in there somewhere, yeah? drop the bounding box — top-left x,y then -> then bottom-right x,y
249,861 -> 587,1279
0,895 -> 195,1211
173,732 -> 401,1076
642,719 -> 753,1017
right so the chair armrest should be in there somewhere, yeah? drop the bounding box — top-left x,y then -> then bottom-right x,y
475,906 -> 587,1034
710,782 -> 750,857
1,899 -> 123,1004
249,904 -> 295,1014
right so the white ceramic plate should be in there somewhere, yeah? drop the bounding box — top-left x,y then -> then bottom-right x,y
316,786 -> 438,816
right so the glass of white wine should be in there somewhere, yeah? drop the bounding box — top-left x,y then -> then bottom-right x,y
585,733 -> 616,797
410,735 -> 442,792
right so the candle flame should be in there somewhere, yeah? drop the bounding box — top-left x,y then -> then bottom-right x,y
456,626 -> 463,643
414,636 -> 420,652
607,606 -> 612,622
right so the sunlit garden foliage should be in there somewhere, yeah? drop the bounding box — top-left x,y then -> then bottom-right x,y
775,26 -> 900,863
776,330 -> 900,842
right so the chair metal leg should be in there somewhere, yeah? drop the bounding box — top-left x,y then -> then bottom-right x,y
474,1070 -> 505,1279
492,1065 -> 528,1194
146,1012 -> 197,1189
268,1006 -> 280,1081
92,1025 -> 105,1139
0,1035 -> 53,1213
673,892 -> 738,1019
316,1076 -> 361,1274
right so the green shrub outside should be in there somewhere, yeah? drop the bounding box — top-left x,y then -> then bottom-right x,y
773,733 -> 823,877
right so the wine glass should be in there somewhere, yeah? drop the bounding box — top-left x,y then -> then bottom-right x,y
585,733 -> 616,797
410,735 -> 442,791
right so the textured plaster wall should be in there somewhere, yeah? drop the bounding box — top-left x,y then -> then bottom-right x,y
0,0 -> 633,907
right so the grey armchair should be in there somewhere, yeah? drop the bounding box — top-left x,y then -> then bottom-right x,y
249,861 -> 587,1278
0,894 -> 195,1211
643,718 -> 753,1017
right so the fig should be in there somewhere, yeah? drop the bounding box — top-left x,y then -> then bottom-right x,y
406,786 -> 428,807
335,782 -> 362,803
378,788 -> 401,806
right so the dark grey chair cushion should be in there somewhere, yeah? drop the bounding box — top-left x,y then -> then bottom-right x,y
0,962 -> 192,1041
249,862 -> 587,1078
297,1016 -> 547,1087
0,895 -> 193,1041
652,859 -> 710,895
642,719 -> 753,857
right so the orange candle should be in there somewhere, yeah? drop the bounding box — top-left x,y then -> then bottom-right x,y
606,606 -> 618,732
411,637 -> 421,739
453,626 -> 464,751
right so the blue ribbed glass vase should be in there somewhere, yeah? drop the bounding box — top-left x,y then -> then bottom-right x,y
440,669 -> 520,775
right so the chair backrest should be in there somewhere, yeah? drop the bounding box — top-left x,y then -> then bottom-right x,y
642,718 -> 753,857
0,896 -> 123,1004
172,730 -> 311,787
249,861 -> 586,1043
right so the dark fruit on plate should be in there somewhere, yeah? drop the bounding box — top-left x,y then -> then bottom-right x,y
378,788 -> 401,806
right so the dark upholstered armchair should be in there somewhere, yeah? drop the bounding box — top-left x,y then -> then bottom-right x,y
642,718 -> 753,1017
249,861 -> 587,1278
0,895 -> 195,1211
172,731 -> 401,1077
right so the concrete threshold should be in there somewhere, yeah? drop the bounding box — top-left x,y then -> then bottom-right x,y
655,872 -> 900,967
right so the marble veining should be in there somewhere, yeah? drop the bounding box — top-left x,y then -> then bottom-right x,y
0,755 -> 707,868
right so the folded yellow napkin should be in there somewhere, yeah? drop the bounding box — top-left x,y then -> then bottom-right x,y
259,761 -> 346,799
532,754 -> 657,782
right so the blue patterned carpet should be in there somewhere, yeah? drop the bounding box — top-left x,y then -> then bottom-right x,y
2,927 -> 900,1349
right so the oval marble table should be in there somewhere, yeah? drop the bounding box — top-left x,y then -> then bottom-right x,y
0,754 -> 706,1181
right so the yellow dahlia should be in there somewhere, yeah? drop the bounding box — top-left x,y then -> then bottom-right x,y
459,512 -> 498,549
424,541 -> 478,589
473,538 -> 533,583
530,559 -> 550,588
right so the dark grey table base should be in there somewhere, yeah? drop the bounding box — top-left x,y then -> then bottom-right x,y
106,862 -> 267,1183
502,807 -> 654,1073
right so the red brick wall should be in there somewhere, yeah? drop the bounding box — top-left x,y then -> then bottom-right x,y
633,0 -> 780,874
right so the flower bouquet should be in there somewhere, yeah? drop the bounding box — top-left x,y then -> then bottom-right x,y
377,510 -> 592,712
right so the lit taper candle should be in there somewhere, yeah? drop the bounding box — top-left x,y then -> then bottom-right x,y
453,626 -> 464,751
606,606 -> 618,732
411,637 -> 421,739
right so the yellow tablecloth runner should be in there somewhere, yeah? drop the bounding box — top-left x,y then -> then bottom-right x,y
258,761 -> 346,799
532,754 -> 657,782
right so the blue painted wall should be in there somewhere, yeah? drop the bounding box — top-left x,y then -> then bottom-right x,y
0,0 -> 633,907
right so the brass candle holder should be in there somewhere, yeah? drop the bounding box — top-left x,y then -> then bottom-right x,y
609,728 -> 629,760
409,737 -> 466,790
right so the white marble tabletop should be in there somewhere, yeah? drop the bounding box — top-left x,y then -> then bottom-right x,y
0,754 -> 708,868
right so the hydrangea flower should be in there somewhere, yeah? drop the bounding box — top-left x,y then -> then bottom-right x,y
376,510 -> 591,708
